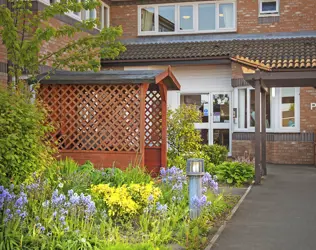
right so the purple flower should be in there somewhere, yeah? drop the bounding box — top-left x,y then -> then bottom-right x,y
148,194 -> 154,202
19,211 -> 27,219
40,226 -> 45,233
42,200 -> 50,208
202,173 -> 219,193
156,202 -> 168,214
68,190 -> 74,197
192,195 -> 211,209
14,192 -> 28,210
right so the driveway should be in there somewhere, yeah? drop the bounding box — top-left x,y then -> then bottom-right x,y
212,164 -> 316,250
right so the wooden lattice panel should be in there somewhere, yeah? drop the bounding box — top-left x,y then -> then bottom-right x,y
145,90 -> 162,147
39,84 -> 141,152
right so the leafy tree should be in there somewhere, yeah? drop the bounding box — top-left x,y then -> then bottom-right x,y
0,0 -> 125,184
0,0 -> 125,90
167,105 -> 202,169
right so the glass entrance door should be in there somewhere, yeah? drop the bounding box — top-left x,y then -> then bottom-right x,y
210,92 -> 231,154
180,92 -> 232,154
180,94 -> 210,145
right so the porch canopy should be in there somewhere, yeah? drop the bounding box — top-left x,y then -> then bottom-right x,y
243,70 -> 316,184
38,67 -> 180,175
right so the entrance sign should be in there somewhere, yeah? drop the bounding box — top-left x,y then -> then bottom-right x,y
311,103 -> 316,110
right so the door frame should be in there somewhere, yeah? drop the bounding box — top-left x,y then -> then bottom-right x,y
210,92 -> 232,155
179,92 -> 233,156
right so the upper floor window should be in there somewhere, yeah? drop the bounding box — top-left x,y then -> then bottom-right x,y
138,1 -> 236,36
259,0 -> 279,16
43,0 -> 110,27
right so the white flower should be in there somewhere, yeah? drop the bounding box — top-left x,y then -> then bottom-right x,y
58,183 -> 64,188
81,238 -> 86,243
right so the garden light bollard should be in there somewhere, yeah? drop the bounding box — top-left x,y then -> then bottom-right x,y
186,158 -> 205,219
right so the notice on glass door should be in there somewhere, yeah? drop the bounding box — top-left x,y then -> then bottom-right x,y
213,112 -> 221,122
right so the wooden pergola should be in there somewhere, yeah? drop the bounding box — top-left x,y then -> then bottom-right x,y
38,67 -> 180,175
243,70 -> 316,184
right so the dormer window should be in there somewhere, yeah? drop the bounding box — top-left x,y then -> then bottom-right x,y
259,0 -> 279,16
138,1 -> 236,36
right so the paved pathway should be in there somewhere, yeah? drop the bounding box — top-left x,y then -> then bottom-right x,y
212,164 -> 316,250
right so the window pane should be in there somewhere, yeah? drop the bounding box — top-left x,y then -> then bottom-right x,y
250,90 -> 255,127
198,3 -> 215,30
141,7 -> 155,32
180,5 -> 193,30
158,6 -> 175,32
180,94 -> 209,123
213,94 -> 230,123
213,129 -> 230,150
249,89 -> 271,128
103,6 -> 108,28
262,1 -> 277,12
238,89 -> 247,128
281,88 -> 295,127
219,3 -> 234,29
198,129 -> 209,145
266,90 -> 271,129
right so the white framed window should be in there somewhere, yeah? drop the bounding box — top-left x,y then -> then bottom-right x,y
98,2 -> 110,29
138,1 -> 236,36
259,0 -> 279,16
234,87 -> 300,132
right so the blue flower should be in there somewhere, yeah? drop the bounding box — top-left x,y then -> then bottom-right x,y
156,202 -> 168,214
148,194 -> 154,202
42,200 -> 50,208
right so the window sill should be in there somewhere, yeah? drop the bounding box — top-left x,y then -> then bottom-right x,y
138,28 -> 237,37
258,13 -> 280,17
233,129 -> 301,133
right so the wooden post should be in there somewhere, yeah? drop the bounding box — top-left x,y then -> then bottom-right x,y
140,83 -> 149,167
261,84 -> 267,176
255,78 -> 261,184
159,82 -> 168,168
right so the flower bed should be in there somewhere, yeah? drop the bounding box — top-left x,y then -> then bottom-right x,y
0,160 -> 239,250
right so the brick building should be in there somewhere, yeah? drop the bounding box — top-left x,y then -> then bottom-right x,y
1,0 -> 316,165
102,0 -> 316,165
0,0 -> 110,86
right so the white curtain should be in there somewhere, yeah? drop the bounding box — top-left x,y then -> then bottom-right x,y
221,4 -> 233,28
141,9 -> 154,31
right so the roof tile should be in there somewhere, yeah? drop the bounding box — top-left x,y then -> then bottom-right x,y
103,37 -> 316,70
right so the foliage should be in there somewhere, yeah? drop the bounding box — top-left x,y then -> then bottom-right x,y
0,88 -> 54,186
0,161 -> 239,249
202,144 -> 228,166
205,162 -> 216,176
91,182 -> 161,219
215,161 -> 255,186
0,0 -> 125,90
167,105 -> 202,169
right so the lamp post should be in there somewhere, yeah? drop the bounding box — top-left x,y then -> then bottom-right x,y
186,158 -> 205,219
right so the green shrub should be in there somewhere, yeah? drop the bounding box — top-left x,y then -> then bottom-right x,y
0,88 -> 54,185
215,161 -> 254,186
167,105 -> 202,169
202,144 -> 228,166
205,162 -> 216,176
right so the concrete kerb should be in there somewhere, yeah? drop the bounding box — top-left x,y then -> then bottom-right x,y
204,184 -> 253,250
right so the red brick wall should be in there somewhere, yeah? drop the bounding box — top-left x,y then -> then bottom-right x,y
237,0 -> 316,34
40,18 -> 93,68
111,5 -> 138,39
300,87 -> 316,133
232,140 -> 314,165
111,0 -> 316,39
232,62 -> 245,79
0,37 -> 7,87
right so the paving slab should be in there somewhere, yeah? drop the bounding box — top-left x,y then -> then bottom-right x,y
212,164 -> 316,250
